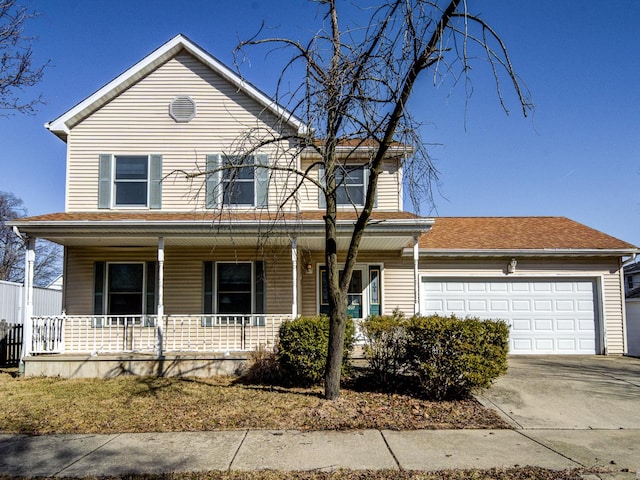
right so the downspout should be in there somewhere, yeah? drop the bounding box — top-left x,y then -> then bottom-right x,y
622,253 -> 637,266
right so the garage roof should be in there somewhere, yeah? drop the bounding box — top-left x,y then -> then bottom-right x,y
418,217 -> 638,253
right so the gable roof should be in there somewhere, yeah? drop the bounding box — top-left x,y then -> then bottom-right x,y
416,217 -> 638,256
45,34 -> 307,141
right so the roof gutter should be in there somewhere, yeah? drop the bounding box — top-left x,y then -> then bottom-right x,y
403,248 -> 640,258
9,217 -> 433,238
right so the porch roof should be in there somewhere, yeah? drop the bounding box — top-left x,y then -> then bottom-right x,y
10,211 -> 432,251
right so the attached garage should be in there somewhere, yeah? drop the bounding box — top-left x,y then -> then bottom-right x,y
421,277 -> 600,354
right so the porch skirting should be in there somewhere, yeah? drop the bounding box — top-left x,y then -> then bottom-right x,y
23,352 -> 250,378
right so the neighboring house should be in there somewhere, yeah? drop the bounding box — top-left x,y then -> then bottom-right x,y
9,34 -> 640,377
0,280 -> 63,324
624,261 -> 640,357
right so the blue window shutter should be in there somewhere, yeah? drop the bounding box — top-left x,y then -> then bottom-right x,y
149,155 -> 162,209
203,261 -> 214,314
318,165 -> 326,208
93,262 -> 105,315
255,154 -> 269,208
145,262 -> 157,315
98,154 -> 112,209
254,261 -> 266,314
363,167 -> 377,208
206,154 -> 222,208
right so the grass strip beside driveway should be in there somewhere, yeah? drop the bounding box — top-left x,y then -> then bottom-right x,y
0,374 -> 507,434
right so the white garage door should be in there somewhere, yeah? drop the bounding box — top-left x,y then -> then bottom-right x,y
421,278 -> 598,354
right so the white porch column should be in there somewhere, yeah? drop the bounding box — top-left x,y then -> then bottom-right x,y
157,237 -> 165,358
413,236 -> 420,315
291,237 -> 298,317
20,236 -> 35,362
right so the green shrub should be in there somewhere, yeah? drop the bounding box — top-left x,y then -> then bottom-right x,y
361,310 -> 409,385
404,315 -> 509,400
277,315 -> 355,387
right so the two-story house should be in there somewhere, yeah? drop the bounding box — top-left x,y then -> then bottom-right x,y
11,35 -> 639,377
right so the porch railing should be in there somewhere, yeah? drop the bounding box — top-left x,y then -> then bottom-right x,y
29,314 -> 288,355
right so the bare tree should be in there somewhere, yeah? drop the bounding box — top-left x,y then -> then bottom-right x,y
0,191 -> 61,286
0,0 -> 47,115
183,0 -> 531,399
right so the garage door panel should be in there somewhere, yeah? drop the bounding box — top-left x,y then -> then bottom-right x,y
511,318 -> 532,331
557,319 -> 576,331
421,278 -> 597,354
534,300 -> 553,311
534,318 -> 553,331
512,300 -> 531,312
533,282 -> 553,292
490,299 -> 509,312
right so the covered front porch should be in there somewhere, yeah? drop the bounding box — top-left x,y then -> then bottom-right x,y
12,211 -> 431,377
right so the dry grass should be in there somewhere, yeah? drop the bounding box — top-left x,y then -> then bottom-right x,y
0,467 -> 611,480
0,372 -> 507,434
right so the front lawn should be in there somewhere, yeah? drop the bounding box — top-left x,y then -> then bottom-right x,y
0,372 -> 507,434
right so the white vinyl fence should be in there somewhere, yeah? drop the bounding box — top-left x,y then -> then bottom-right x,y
0,280 -> 63,324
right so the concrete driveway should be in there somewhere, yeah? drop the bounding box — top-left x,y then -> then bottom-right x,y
478,355 -> 640,429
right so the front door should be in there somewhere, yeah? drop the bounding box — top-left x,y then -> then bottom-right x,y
319,266 -> 381,320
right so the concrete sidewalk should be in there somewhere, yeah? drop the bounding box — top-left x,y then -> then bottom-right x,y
1,429 -> 638,477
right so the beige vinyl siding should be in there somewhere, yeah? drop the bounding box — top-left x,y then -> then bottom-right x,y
66,52 -> 298,213
298,157 -> 403,212
64,246 -> 293,316
418,257 -> 626,355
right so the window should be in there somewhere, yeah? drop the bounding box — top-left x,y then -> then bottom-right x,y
318,165 -> 374,208
108,263 -> 144,315
217,263 -> 252,314
93,262 -> 156,326
203,261 -> 266,325
98,154 -> 162,209
336,167 -> 365,206
205,154 -> 269,209
319,267 -> 363,318
114,156 -> 148,206
222,156 -> 255,206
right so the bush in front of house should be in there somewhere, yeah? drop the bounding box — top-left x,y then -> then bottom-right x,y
360,309 -> 409,386
277,315 -> 355,387
404,314 -> 509,400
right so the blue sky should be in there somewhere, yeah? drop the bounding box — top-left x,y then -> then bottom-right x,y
1,0 -> 639,247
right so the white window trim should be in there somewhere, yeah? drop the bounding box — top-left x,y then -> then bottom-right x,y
112,155 -> 151,209
212,261 -> 260,314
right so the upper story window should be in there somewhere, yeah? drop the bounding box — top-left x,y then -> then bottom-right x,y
205,153 -> 269,209
222,156 -> 255,206
318,164 -> 375,209
114,156 -> 148,206
98,154 -> 162,209
336,167 -> 365,206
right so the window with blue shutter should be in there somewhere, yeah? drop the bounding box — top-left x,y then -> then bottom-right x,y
206,154 -> 268,208
99,154 -> 162,208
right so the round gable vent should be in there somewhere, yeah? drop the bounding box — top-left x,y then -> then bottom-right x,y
169,96 -> 196,123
